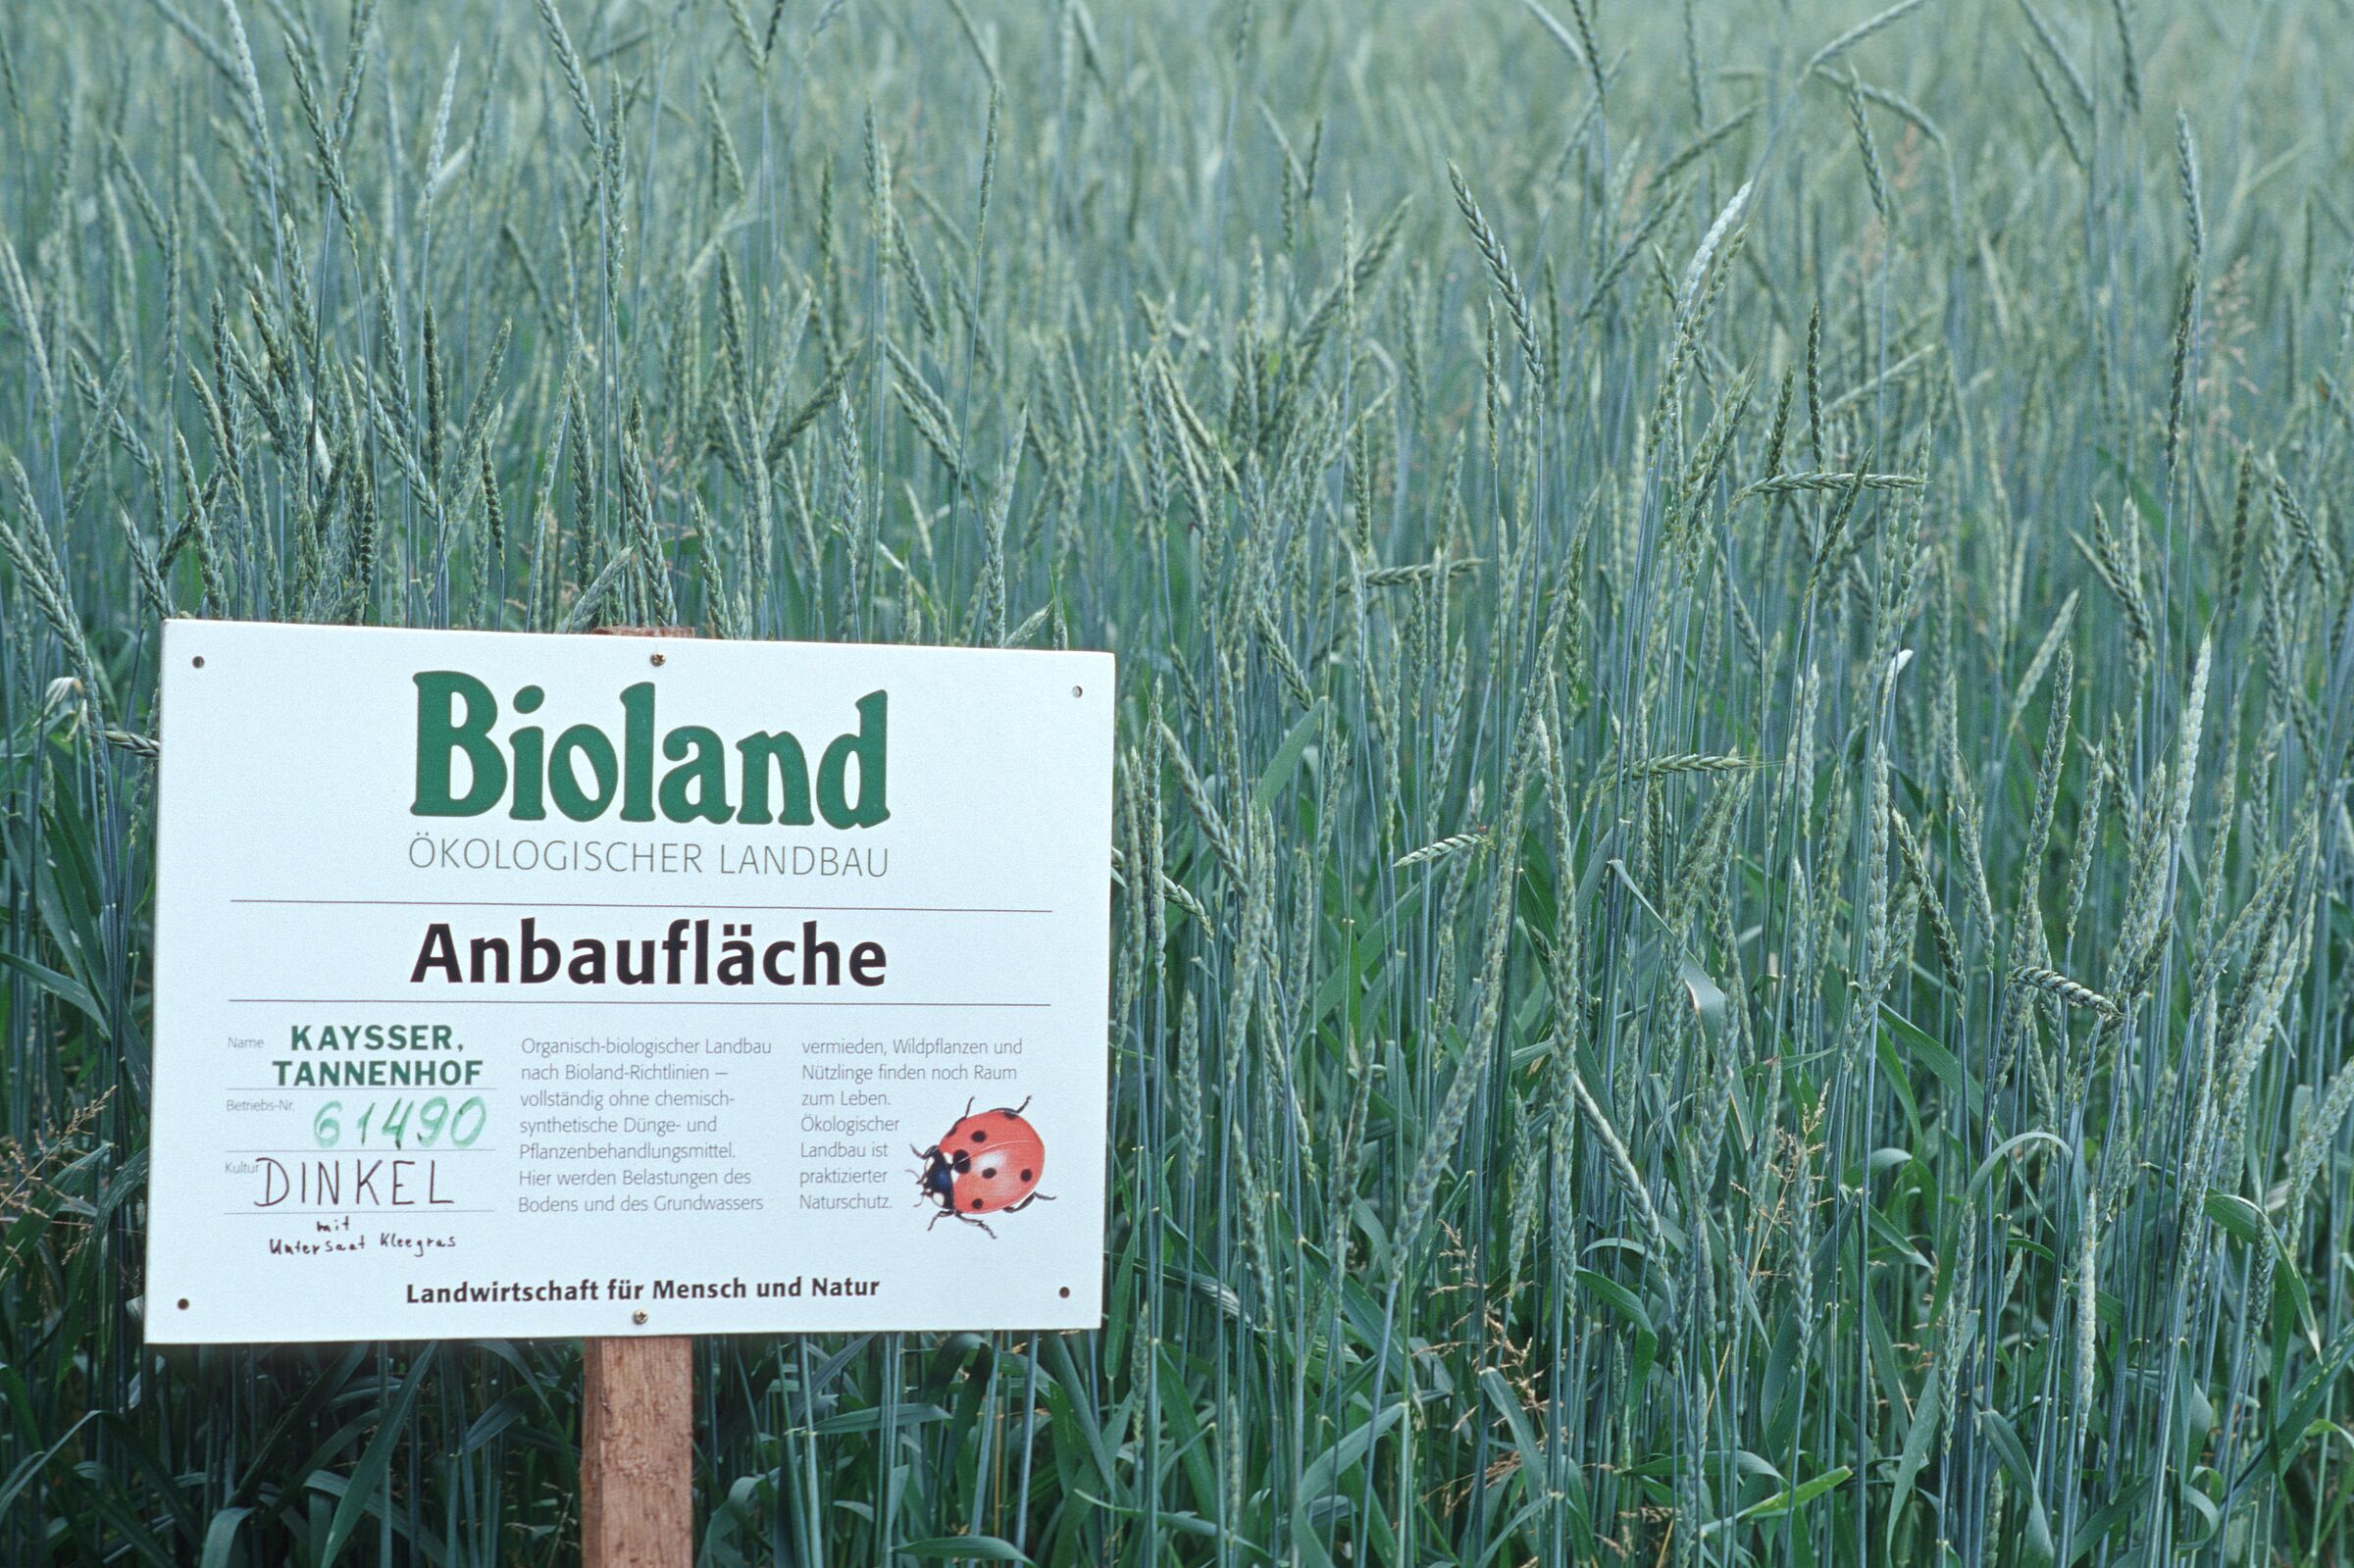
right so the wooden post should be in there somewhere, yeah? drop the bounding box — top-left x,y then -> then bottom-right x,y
582,623 -> 699,1568
583,1336 -> 694,1566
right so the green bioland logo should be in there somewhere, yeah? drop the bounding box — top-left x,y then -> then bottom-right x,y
410,672 -> 890,829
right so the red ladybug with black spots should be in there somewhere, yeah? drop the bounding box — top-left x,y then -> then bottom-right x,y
915,1097 -> 1049,1236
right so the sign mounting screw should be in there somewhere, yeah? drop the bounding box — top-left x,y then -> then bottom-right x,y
191,656 -> 205,669
633,1309 -> 649,1326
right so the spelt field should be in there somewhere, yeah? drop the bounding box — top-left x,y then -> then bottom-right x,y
0,0 -> 2349,1561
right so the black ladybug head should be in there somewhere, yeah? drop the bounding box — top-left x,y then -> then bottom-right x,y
916,1148 -> 956,1207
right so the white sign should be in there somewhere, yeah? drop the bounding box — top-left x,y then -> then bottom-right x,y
146,622 -> 1115,1342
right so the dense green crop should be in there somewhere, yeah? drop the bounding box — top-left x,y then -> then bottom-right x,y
0,0 -> 2349,1562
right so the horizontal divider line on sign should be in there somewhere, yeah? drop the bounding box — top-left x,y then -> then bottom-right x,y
222,1208 -> 501,1216
229,898 -> 1055,915
225,998 -> 1053,1008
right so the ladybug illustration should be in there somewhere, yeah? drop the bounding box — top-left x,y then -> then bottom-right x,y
914,1097 -> 1050,1236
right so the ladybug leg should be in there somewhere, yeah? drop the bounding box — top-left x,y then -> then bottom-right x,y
1008,1094 -> 1032,1116
956,1211 -> 998,1239
962,1096 -> 975,1119
1003,1190 -> 1056,1213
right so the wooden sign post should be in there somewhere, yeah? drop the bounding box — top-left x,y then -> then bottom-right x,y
583,625 -> 699,1568
582,1335 -> 693,1565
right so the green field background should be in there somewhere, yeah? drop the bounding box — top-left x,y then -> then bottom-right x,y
1,0 -> 2351,1562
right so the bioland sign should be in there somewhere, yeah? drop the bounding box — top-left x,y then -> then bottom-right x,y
145,622 -> 1115,1342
